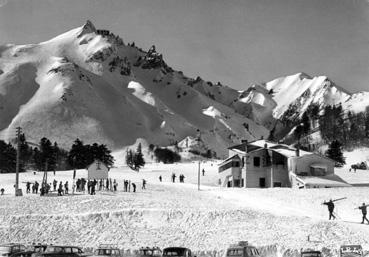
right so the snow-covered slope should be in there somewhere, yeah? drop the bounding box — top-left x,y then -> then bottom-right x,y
1,21 -> 368,154
0,21 -> 269,158
238,73 -> 353,129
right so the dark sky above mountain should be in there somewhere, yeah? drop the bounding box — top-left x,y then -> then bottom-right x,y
0,0 -> 368,93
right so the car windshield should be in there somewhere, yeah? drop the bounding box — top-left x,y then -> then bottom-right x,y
227,249 -> 243,256
163,249 -> 186,256
302,253 -> 321,257
0,247 -> 10,253
44,246 -> 64,253
96,249 -> 113,255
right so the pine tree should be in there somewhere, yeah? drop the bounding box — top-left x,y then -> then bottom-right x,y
68,138 -> 88,169
326,140 -> 345,167
301,112 -> 310,135
134,143 -> 145,171
35,137 -> 56,171
0,140 -> 16,173
125,149 -> 134,170
19,134 -> 32,169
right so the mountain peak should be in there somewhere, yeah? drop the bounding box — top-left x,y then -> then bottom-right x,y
78,20 -> 96,37
296,72 -> 312,80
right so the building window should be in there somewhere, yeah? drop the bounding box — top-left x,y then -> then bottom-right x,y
273,182 -> 282,187
253,157 -> 260,167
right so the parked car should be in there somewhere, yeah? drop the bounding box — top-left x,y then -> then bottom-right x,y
162,247 -> 193,257
0,244 -> 26,257
31,245 -> 87,257
137,247 -> 161,257
92,244 -> 121,257
300,250 -> 322,257
225,241 -> 259,257
339,245 -> 363,257
10,250 -> 35,257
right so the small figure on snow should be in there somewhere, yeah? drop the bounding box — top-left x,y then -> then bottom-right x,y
171,173 -> 176,183
323,199 -> 336,220
358,203 -> 369,224
159,176 -> 162,182
53,179 -> 57,191
142,179 -> 146,189
0,188 -> 4,195
202,168 -> 205,176
26,182 -> 31,194
132,183 -> 136,193
64,181 -> 69,194
58,182 -> 63,196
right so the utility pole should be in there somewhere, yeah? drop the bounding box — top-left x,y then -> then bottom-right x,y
270,150 -> 274,188
198,160 -> 200,191
242,140 -> 248,188
15,126 -> 22,196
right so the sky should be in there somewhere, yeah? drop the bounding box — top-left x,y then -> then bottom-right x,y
0,0 -> 368,93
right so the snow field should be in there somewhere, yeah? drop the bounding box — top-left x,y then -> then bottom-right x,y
1,160 -> 369,256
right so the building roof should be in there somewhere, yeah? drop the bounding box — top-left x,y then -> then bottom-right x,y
87,159 -> 108,170
297,175 -> 351,187
219,154 -> 241,166
228,139 -> 334,162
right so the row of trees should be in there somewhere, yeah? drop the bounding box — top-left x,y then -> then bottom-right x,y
0,136 -> 114,173
125,143 -> 183,171
126,143 -> 145,171
318,105 -> 369,147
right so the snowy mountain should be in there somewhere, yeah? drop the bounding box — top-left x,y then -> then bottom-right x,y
0,21 -> 269,158
1,21 -> 368,156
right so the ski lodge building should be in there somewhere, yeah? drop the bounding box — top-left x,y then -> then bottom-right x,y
218,140 -> 350,189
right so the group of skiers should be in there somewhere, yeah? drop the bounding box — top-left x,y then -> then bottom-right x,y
23,180 -> 70,196
323,198 -> 369,224
170,173 -> 186,183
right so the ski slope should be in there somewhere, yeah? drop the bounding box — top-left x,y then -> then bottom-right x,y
1,160 -> 369,255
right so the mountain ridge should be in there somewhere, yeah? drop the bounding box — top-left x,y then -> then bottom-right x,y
0,21 -> 367,157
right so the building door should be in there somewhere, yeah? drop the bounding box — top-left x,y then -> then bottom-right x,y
259,178 -> 266,188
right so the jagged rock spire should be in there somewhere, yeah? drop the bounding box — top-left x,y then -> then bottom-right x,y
77,20 -> 96,37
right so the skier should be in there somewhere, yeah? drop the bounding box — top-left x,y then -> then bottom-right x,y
53,179 -> 57,191
113,179 -> 117,191
202,168 -> 205,176
91,180 -> 96,195
172,173 -> 176,183
323,199 -> 336,220
35,181 -> 39,194
58,182 -> 63,196
159,175 -> 162,182
26,182 -> 31,193
358,203 -> 369,224
132,183 -> 136,193
124,180 -> 128,192
0,188 -> 4,195
142,179 -> 146,189
64,181 -> 69,194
